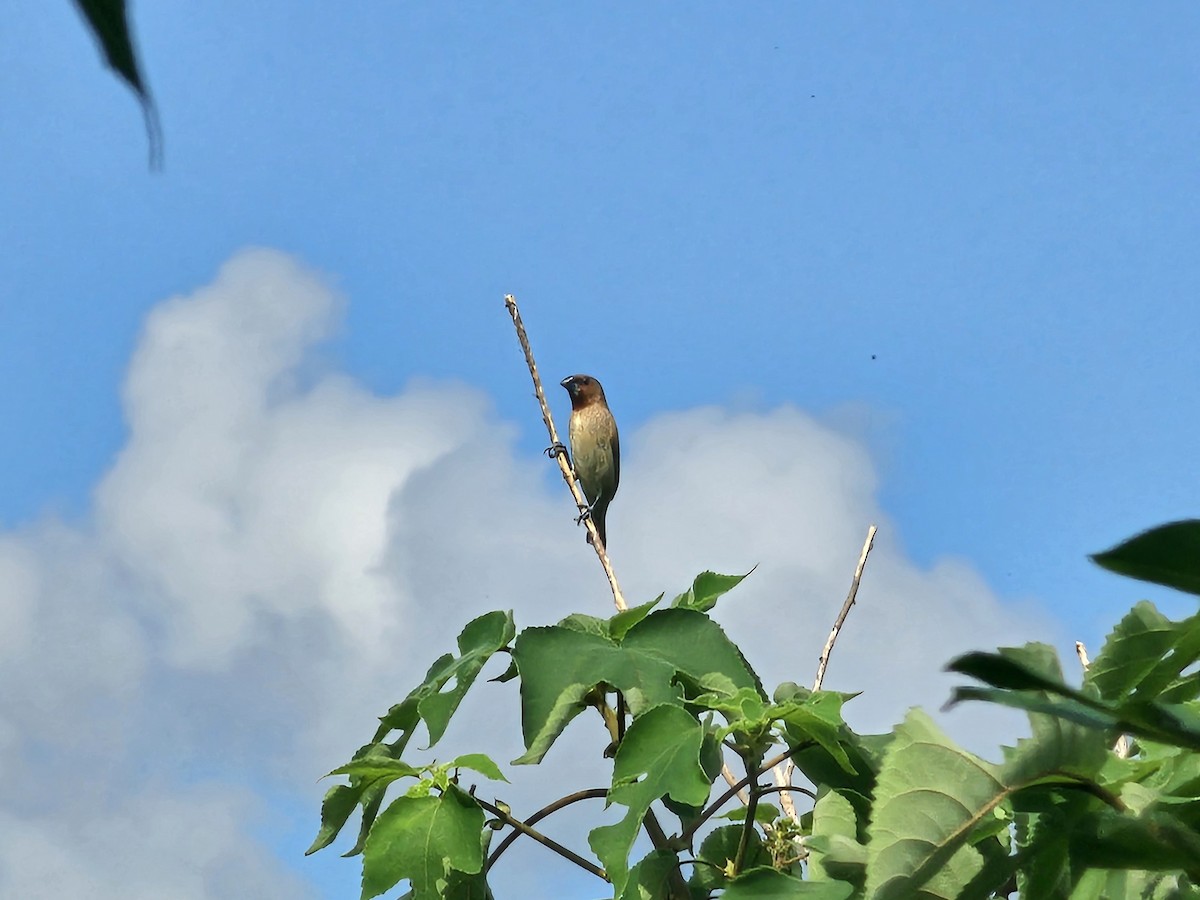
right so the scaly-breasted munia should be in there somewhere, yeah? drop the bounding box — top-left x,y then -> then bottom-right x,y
560,374 -> 619,548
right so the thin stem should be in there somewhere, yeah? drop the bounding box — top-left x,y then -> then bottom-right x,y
486,789 -> 609,869
773,525 -> 877,824
474,796 -> 608,881
734,772 -> 761,874
680,745 -> 808,846
504,295 -> 626,610
757,784 -> 818,802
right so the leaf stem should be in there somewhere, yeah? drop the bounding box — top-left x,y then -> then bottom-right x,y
734,771 -> 761,874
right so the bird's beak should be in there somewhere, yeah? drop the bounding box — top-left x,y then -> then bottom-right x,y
560,376 -> 573,390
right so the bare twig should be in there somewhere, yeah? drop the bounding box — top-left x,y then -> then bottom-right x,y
1074,640 -> 1091,669
505,295 -> 626,611
474,795 -> 608,881
772,524 -> 878,823
1075,640 -> 1131,758
813,525 -> 877,691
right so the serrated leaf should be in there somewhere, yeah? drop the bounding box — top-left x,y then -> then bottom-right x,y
1068,807 -> 1200,870
623,608 -> 764,699
327,758 -> 422,782
948,650 -> 1071,693
619,849 -> 679,900
417,611 -> 516,746
864,710 -> 996,899
589,705 -> 710,895
610,594 -> 664,641
1092,520 -> 1200,597
310,744 -> 408,857
511,626 -> 680,764
374,611 -> 515,749
790,729 -> 886,831
717,802 -> 781,824
307,783 -> 364,855
1087,602 -> 1177,701
447,754 -> 507,783
721,868 -> 854,898
487,656 -> 518,684
360,785 -> 485,900
557,613 -> 610,639
808,789 -> 865,886
671,569 -> 754,612
779,691 -> 856,775
689,825 -> 770,893
950,647 -> 1200,752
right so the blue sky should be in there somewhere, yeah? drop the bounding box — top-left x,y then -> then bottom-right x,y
2,3 -> 1199,898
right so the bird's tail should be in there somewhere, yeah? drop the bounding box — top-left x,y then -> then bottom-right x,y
592,502 -> 609,549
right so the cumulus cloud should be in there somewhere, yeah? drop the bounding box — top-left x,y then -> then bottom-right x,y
0,249 -> 1057,898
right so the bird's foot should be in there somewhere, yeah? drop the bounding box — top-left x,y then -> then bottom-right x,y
545,441 -> 568,459
575,503 -> 593,526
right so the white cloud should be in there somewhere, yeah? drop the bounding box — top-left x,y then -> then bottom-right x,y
0,249 -> 1058,898
0,788 -> 312,900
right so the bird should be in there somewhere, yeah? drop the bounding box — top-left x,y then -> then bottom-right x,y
560,374 -> 620,548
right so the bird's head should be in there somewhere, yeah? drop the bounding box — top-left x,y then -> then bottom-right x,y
561,374 -> 607,408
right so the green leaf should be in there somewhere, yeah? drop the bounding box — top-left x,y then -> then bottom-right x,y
511,626 -> 679,764
556,613 -> 610,639
346,785 -> 387,857
661,729 -> 723,826
589,705 -> 711,895
610,594 -> 664,641
418,612 -> 516,746
73,0 -> 148,95
307,783 -> 364,855
1086,601 -> 1177,701
1134,614 -> 1200,704
447,754 -> 507,783
864,710 -> 996,899
623,608 -> 764,699
309,743 -> 412,857
360,785 -> 485,900
1068,807 -> 1200,871
689,825 -> 770,893
807,789 -> 866,886
789,729 -> 886,831
950,646 -> 1200,751
487,657 -> 518,684
619,849 -> 680,900
948,650 -> 1073,694
328,759 -> 422,781
671,569 -> 754,612
373,611 -> 514,750
72,0 -> 162,165
1070,869 -> 1200,900
717,802 -> 781,824
778,691 -> 856,775
1092,520 -> 1200,597
721,868 -> 854,898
